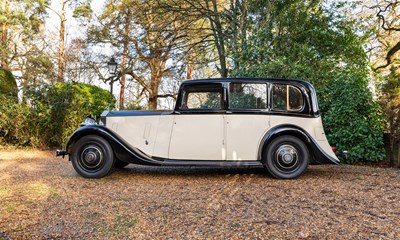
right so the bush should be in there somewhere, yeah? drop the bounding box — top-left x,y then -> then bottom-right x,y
0,68 -> 18,102
0,82 -> 115,148
318,74 -> 385,163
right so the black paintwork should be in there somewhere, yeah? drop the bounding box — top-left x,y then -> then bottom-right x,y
257,125 -> 339,165
106,110 -> 172,117
65,125 -> 163,166
98,78 -> 320,118
175,78 -> 320,117
61,124 -> 339,166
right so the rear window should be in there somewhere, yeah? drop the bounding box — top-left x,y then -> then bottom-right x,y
272,84 -> 304,112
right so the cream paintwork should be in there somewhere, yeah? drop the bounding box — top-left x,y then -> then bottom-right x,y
225,114 -> 270,160
269,115 -> 338,161
169,115 -> 225,160
107,115 -> 164,157
106,113 -> 338,162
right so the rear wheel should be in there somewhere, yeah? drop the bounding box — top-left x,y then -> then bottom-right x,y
263,135 -> 309,179
70,135 -> 115,178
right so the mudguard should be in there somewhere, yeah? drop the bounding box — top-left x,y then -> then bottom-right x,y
63,125 -> 163,166
258,125 -> 340,165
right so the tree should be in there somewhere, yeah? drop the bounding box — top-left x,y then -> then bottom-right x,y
366,0 -> 400,166
368,0 -> 400,71
378,68 -> 400,167
88,0 -> 199,109
227,0 -> 385,163
44,0 -> 93,83
0,0 -> 48,70
161,0 -> 230,77
58,0 -> 67,83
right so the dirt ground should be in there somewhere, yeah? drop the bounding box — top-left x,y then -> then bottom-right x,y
0,148 -> 399,239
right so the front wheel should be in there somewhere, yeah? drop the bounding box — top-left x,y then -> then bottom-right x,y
263,136 -> 309,179
70,135 -> 115,178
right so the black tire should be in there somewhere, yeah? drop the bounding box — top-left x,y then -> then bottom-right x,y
113,159 -> 130,168
70,135 -> 115,178
263,135 -> 309,179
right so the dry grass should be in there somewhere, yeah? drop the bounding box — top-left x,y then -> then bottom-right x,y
0,148 -> 399,239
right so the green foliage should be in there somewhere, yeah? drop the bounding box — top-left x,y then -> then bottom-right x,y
319,73 -> 385,163
229,0 -> 385,163
377,68 -> 400,166
73,4 -> 93,19
230,92 -> 264,109
0,68 -> 18,101
0,82 -> 115,148
25,54 -> 55,84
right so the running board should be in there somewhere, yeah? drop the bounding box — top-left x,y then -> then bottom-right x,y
162,160 -> 263,167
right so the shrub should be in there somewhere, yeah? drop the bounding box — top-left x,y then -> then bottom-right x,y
318,74 -> 385,163
0,68 -> 18,102
0,82 -> 115,148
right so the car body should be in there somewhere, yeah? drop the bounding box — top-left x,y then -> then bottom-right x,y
57,78 -> 339,179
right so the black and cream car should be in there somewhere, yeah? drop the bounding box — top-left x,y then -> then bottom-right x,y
57,78 -> 339,179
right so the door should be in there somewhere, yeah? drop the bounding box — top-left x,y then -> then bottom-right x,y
168,83 -> 225,160
225,82 -> 270,160
169,115 -> 225,160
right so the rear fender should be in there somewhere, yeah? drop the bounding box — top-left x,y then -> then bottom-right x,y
258,125 -> 339,165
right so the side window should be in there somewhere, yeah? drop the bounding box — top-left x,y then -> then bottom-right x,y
186,92 -> 221,109
180,84 -> 222,110
272,84 -> 304,112
229,83 -> 267,109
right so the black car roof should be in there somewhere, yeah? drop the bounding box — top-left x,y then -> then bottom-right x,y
181,78 -> 313,88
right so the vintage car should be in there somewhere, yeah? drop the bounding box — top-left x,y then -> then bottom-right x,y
57,78 -> 339,179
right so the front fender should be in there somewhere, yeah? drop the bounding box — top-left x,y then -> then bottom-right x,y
258,125 -> 339,165
65,125 -> 162,166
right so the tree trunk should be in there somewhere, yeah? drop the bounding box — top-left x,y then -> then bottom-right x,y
397,140 -> 400,168
186,52 -> 194,80
148,73 -> 161,110
1,0 -> 9,69
57,0 -> 67,83
206,0 -> 227,77
119,13 -> 131,110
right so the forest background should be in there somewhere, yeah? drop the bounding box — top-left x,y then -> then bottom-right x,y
0,0 -> 399,166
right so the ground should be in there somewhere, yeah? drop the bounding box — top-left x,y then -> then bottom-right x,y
0,148 -> 399,239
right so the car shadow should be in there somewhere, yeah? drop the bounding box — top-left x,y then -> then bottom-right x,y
110,164 -> 346,180
113,164 -> 268,178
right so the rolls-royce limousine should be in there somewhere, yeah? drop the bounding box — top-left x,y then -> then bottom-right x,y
57,78 -> 339,179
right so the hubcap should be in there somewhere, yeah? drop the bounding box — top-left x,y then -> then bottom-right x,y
79,146 -> 103,171
275,144 -> 299,170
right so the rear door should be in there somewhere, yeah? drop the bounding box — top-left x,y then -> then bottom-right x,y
168,83 -> 226,160
225,82 -> 270,160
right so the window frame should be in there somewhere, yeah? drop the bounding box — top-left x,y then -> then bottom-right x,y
227,82 -> 270,112
176,83 -> 225,113
270,83 -> 306,113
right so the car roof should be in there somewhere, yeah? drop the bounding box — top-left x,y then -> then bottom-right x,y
181,77 -> 313,88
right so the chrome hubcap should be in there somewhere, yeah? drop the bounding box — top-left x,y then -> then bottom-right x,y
275,144 -> 299,170
79,146 -> 103,170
